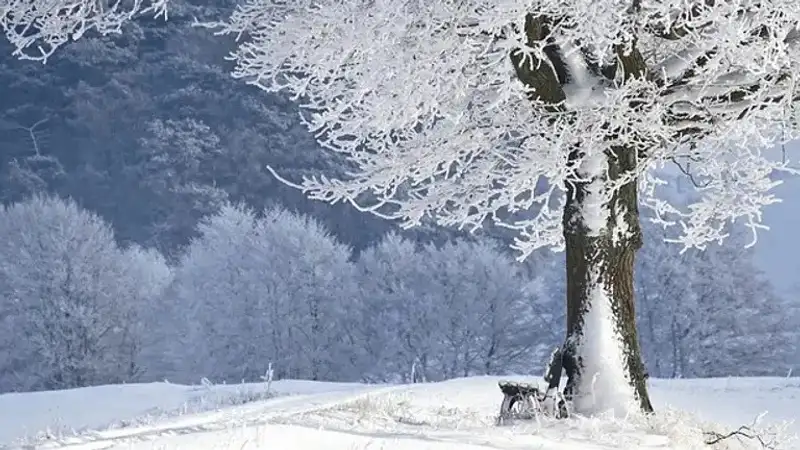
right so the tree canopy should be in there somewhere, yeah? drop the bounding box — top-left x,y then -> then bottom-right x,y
211,0 -> 800,257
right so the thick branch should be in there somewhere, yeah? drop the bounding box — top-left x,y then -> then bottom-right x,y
667,71 -> 799,144
510,14 -> 567,107
656,11 -> 800,140
613,42 -> 648,82
647,0 -> 716,41
650,2 -> 796,88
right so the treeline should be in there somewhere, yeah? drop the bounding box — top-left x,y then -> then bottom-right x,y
0,195 -> 797,393
151,204 -> 558,383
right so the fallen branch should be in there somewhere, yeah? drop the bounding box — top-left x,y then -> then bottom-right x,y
703,412 -> 794,449
704,424 -> 777,449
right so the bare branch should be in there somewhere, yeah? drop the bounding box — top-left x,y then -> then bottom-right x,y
670,157 -> 710,188
14,117 -> 49,156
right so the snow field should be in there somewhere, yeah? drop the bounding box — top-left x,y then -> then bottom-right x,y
0,380 -> 368,446
1,376 -> 797,450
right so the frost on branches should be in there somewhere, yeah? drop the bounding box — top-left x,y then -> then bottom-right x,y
211,0 -> 800,415
1,0 -> 169,61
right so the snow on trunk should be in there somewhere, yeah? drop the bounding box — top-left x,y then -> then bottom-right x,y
574,272 -> 638,416
573,150 -> 639,416
580,151 -> 611,235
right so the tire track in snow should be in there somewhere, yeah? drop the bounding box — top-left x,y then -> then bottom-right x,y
15,385 -> 407,450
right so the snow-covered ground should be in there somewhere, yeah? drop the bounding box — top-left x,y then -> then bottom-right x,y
1,377 -> 797,450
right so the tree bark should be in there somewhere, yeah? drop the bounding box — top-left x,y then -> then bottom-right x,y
562,146 -> 654,413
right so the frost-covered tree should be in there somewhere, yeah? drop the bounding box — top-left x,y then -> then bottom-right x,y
356,234 -> 553,382
121,245 -> 173,379
0,195 -> 169,392
637,219 -> 799,379
165,203 -> 358,383
635,176 -> 799,378
212,1 -> 800,414
355,235 -> 443,382
1,0 -> 168,61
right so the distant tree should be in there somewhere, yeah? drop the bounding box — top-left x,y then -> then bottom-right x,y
636,215 -> 799,378
164,203 -> 358,383
137,118 -> 229,255
0,156 -> 65,203
120,245 -> 173,379
354,235 -> 442,382
356,234 -> 553,382
0,115 -> 66,204
0,195 -> 169,392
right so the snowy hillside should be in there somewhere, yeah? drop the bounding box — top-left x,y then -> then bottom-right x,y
1,377 -> 797,450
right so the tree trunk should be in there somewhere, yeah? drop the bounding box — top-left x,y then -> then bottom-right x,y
562,146 -> 654,414
508,13 -> 653,414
